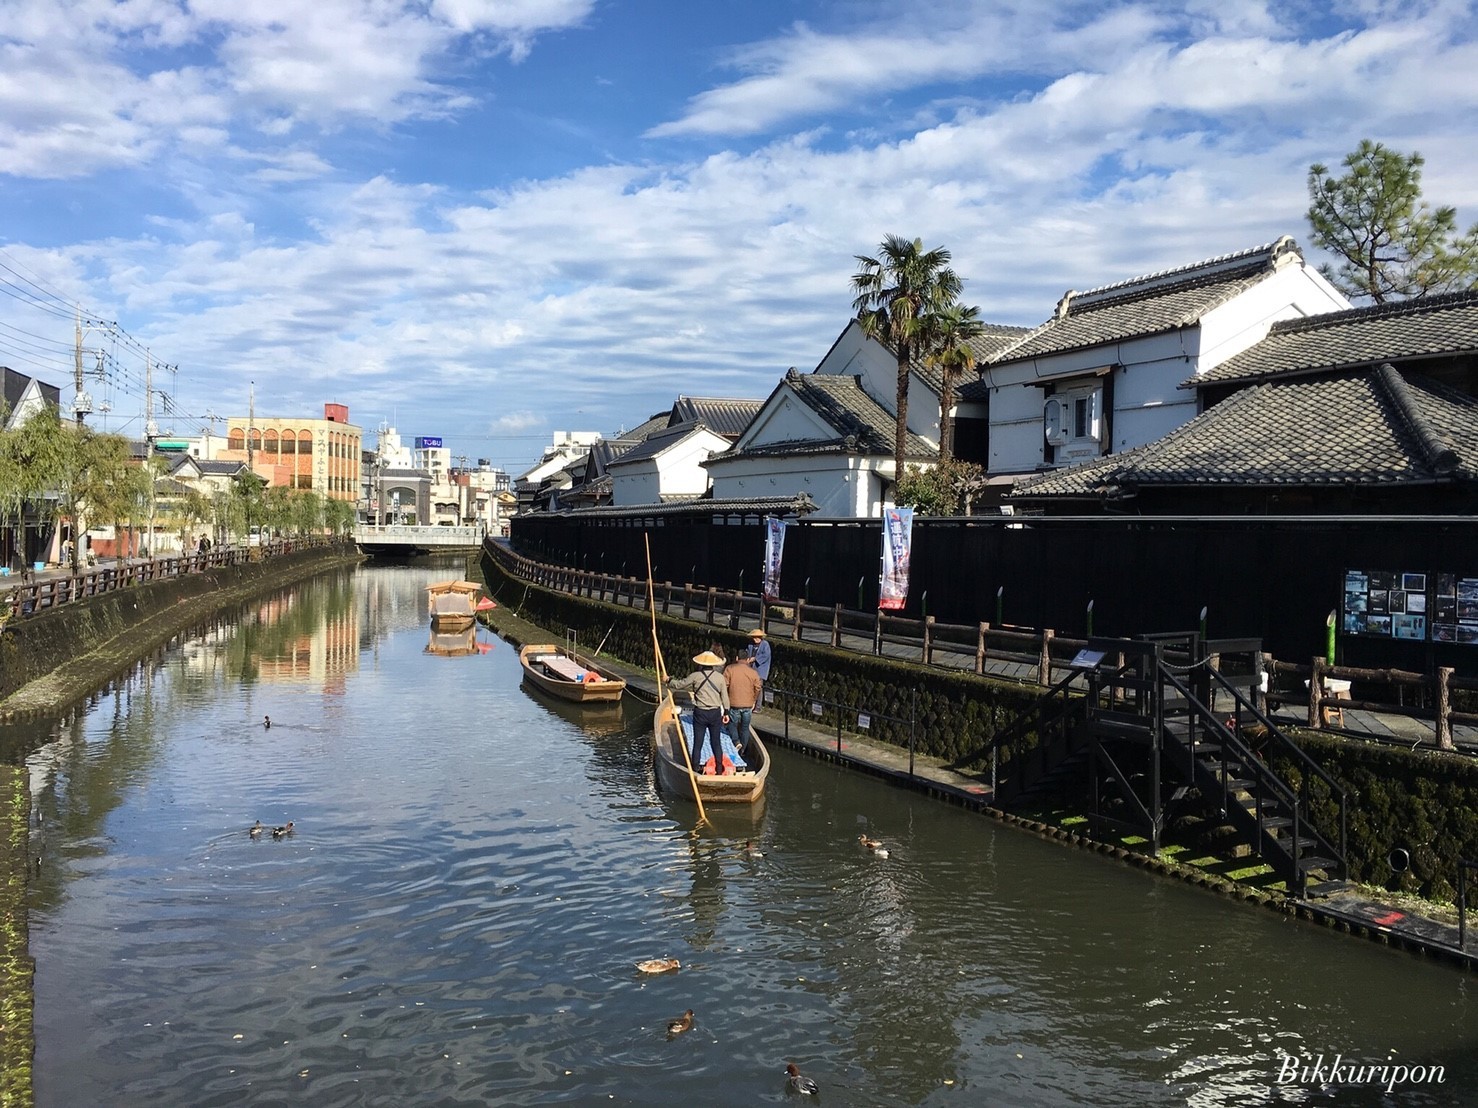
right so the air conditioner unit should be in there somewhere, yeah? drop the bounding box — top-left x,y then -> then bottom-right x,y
1043,396 -> 1072,446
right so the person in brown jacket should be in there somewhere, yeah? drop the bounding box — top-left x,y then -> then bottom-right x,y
724,655 -> 763,769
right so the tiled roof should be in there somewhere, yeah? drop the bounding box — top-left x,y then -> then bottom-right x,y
912,323 -> 1033,396
606,422 -> 721,467
669,396 -> 763,438
726,370 -> 934,461
992,238 -> 1300,364
612,411 -> 671,441
1011,364 -> 1478,500
1190,290 -> 1478,388
551,493 -> 818,519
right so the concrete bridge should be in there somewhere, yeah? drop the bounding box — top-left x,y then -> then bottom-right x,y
353,524 -> 485,555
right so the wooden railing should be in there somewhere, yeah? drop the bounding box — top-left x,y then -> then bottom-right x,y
489,540 -> 1107,687
491,539 -> 1477,749
0,536 -> 352,623
1265,655 -> 1478,750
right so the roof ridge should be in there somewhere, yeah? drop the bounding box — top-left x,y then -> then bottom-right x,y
1269,288 -> 1478,335
1071,236 -> 1296,308
1374,363 -> 1459,476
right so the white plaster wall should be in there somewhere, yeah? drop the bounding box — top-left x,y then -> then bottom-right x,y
708,453 -> 880,517
744,393 -> 835,446
813,322 -> 940,443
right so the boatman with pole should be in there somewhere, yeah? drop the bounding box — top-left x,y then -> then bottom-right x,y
745,628 -> 772,684
669,651 -> 731,772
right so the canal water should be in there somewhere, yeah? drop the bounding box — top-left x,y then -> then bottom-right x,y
17,565 -> 1478,1105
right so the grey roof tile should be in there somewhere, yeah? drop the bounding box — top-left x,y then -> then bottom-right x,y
992,238 -> 1298,363
1011,365 -> 1478,500
726,370 -> 935,462
1191,290 -> 1478,388
669,395 -> 764,438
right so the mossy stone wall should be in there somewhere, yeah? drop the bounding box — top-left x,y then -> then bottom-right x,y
1272,736 -> 1478,903
0,765 -> 30,1106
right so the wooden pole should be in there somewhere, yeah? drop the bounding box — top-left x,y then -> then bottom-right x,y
1437,666 -> 1455,751
646,532 -> 706,826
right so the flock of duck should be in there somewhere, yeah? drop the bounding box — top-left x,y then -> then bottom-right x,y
247,819 -> 293,840
624,832 -> 890,1096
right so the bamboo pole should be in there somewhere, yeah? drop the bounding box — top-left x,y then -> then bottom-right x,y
646,532 -> 706,826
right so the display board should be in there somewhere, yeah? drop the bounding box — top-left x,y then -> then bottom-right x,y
1343,568 -> 1478,644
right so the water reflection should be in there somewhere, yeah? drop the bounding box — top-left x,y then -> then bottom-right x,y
18,565 -> 1478,1107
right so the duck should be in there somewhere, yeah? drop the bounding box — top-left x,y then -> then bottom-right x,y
744,840 -> 765,857
248,820 -> 264,839
264,715 -> 271,730
666,1009 -> 694,1037
785,1062 -> 819,1096
635,958 -> 681,975
858,834 -> 889,858
271,821 -> 294,839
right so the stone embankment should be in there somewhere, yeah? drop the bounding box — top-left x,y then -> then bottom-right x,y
0,544 -> 363,720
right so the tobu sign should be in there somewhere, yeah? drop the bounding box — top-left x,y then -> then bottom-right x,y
416,436 -> 443,449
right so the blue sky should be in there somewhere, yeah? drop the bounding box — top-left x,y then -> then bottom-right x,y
3,0 -> 1478,471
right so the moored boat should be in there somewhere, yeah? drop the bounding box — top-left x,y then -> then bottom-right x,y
518,643 -> 627,703
652,694 -> 768,805
425,580 -> 483,630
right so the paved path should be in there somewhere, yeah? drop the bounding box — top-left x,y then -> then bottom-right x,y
484,602 -> 1478,971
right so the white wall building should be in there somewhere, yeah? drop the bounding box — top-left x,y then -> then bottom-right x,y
608,423 -> 731,506
977,237 -> 1350,478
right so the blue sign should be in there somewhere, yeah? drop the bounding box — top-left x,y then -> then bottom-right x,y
415,436 -> 443,449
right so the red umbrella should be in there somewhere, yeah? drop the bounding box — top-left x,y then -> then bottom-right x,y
476,597 -> 497,611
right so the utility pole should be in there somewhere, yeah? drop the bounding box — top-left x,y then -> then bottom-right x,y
145,349 -> 157,558
72,305 -> 101,426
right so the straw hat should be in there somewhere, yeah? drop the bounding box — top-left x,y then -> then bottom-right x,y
693,650 -> 724,666
748,628 -> 766,639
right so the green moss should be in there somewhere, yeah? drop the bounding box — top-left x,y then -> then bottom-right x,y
0,765 -> 32,1107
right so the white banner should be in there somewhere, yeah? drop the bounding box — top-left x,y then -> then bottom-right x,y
762,517 -> 787,600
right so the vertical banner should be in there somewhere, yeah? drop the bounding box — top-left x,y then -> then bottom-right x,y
762,517 -> 788,600
880,507 -> 914,611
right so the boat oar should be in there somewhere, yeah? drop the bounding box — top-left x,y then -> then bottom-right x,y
645,532 -> 707,827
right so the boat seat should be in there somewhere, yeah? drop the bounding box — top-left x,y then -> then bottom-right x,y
541,656 -> 587,682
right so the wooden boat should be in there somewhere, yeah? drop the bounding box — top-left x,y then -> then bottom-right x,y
425,580 -> 483,630
518,643 -> 627,703
652,694 -> 769,805
426,625 -> 477,656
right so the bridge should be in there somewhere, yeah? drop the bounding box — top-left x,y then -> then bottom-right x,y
353,524 -> 485,555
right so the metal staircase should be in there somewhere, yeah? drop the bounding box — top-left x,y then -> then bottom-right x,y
964,633 -> 1348,897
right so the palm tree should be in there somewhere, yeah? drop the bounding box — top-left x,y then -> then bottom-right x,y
925,302 -> 985,461
851,235 -> 963,482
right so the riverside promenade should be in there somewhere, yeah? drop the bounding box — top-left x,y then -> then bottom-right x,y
482,600 -> 1478,974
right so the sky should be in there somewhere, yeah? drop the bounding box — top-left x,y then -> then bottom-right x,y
3,0 -> 1478,474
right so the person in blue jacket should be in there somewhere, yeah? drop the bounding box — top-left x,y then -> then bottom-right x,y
745,628 -> 771,683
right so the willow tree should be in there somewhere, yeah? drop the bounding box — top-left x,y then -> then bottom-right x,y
851,235 -> 964,480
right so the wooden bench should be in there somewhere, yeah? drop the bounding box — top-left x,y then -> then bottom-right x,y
539,655 -> 587,682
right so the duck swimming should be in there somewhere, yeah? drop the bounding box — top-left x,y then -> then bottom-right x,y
264,715 -> 271,730
859,835 -> 889,858
248,820 -> 264,839
271,821 -> 294,839
785,1063 -> 819,1096
666,1009 -> 694,1037
635,958 -> 681,974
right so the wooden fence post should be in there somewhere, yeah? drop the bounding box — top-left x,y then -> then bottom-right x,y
1437,666 -> 1455,751
705,586 -> 716,624
1039,629 -> 1054,685
874,609 -> 883,656
923,615 -> 934,664
1309,656 -> 1324,729
976,621 -> 989,674
662,581 -> 672,615
793,599 -> 804,642
683,584 -> 693,620
832,604 -> 842,648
